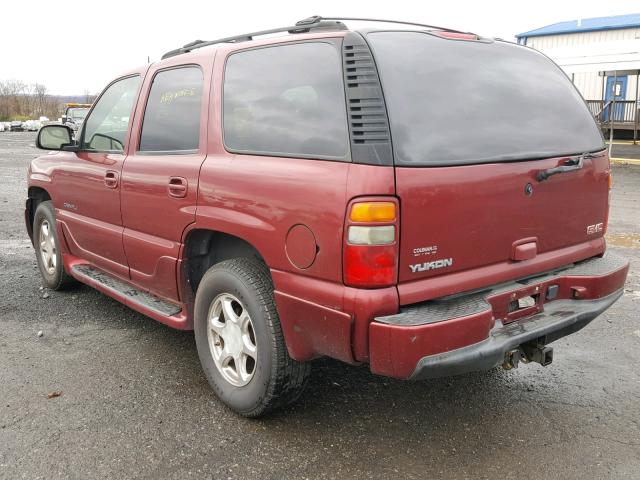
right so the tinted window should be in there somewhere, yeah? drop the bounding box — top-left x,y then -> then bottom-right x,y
139,67 -> 203,152
82,76 -> 140,152
223,42 -> 349,159
367,32 -> 604,166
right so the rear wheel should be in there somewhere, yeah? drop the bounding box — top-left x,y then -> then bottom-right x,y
194,257 -> 310,417
33,201 -> 76,290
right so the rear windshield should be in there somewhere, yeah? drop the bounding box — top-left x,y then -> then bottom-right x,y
366,32 -> 604,166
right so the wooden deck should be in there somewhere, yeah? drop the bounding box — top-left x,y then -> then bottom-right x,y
586,100 -> 639,132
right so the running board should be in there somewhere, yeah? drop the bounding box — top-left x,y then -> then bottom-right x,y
72,264 -> 182,316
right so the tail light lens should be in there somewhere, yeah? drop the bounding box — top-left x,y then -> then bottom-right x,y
348,225 -> 395,245
344,200 -> 399,288
350,202 -> 396,222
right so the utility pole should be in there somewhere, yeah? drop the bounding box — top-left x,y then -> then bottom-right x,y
608,71 -> 617,158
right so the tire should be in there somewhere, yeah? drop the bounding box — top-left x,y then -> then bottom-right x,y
194,257 -> 310,417
33,201 -> 76,290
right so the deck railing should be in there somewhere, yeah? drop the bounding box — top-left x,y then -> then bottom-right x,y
586,99 -> 638,124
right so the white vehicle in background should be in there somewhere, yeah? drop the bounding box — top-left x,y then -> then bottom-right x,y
0,123 -> 4,132
60,103 -> 91,131
22,120 -> 42,131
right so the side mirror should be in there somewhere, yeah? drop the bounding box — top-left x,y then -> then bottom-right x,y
36,124 -> 75,151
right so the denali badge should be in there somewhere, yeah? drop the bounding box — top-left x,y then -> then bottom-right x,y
409,258 -> 453,273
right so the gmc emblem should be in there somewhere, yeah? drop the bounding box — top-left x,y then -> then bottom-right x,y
586,223 -> 603,235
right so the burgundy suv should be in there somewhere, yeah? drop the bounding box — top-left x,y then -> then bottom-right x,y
27,17 -> 629,416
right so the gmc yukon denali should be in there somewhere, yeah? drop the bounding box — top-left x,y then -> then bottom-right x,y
26,16 -> 629,416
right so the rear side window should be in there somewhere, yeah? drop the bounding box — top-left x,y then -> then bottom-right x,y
367,32 -> 604,166
223,42 -> 349,160
139,66 -> 203,152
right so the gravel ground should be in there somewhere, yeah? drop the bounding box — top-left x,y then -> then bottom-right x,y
1,132 -> 639,479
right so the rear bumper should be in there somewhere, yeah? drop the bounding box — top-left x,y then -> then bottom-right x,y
369,252 -> 629,379
409,290 -> 622,379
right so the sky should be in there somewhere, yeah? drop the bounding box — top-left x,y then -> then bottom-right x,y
2,0 -> 639,95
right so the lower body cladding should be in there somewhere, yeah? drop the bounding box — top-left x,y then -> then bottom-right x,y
369,252 -> 629,379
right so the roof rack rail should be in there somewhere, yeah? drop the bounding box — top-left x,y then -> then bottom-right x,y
161,15 -> 473,60
161,17 -> 346,59
320,16 -> 472,34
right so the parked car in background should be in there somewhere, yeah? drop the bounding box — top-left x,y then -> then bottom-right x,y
22,120 -> 42,132
60,103 -> 91,131
26,16 -> 629,417
10,121 -> 24,132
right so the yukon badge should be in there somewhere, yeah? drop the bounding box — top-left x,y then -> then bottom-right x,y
409,258 -> 453,273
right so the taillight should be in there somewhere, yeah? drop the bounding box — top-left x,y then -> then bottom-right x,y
344,199 -> 399,288
350,202 -> 396,223
348,225 -> 395,245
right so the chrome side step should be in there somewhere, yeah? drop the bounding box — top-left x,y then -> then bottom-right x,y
72,264 -> 182,316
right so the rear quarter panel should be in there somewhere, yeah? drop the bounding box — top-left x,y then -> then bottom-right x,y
190,38 -> 398,362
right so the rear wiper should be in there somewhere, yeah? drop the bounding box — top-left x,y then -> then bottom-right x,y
536,152 -> 603,182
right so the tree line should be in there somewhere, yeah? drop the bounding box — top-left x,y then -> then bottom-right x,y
0,79 -> 95,122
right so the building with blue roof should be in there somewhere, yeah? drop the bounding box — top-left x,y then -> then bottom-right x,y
516,13 -> 640,40
516,14 -> 640,139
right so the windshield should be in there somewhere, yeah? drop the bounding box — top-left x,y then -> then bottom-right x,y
67,108 -> 89,122
366,32 -> 604,166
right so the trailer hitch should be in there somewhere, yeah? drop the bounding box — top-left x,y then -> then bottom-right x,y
502,338 -> 554,370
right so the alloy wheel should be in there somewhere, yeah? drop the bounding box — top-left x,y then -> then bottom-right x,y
39,219 -> 57,275
207,293 -> 258,387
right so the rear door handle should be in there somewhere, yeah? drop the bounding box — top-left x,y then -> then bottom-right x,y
104,170 -> 119,189
168,176 -> 188,198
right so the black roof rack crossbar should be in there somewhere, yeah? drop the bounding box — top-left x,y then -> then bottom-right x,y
161,15 -> 474,60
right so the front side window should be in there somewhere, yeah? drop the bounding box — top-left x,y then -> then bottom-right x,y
139,66 -> 203,152
82,76 -> 140,152
223,42 -> 349,160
